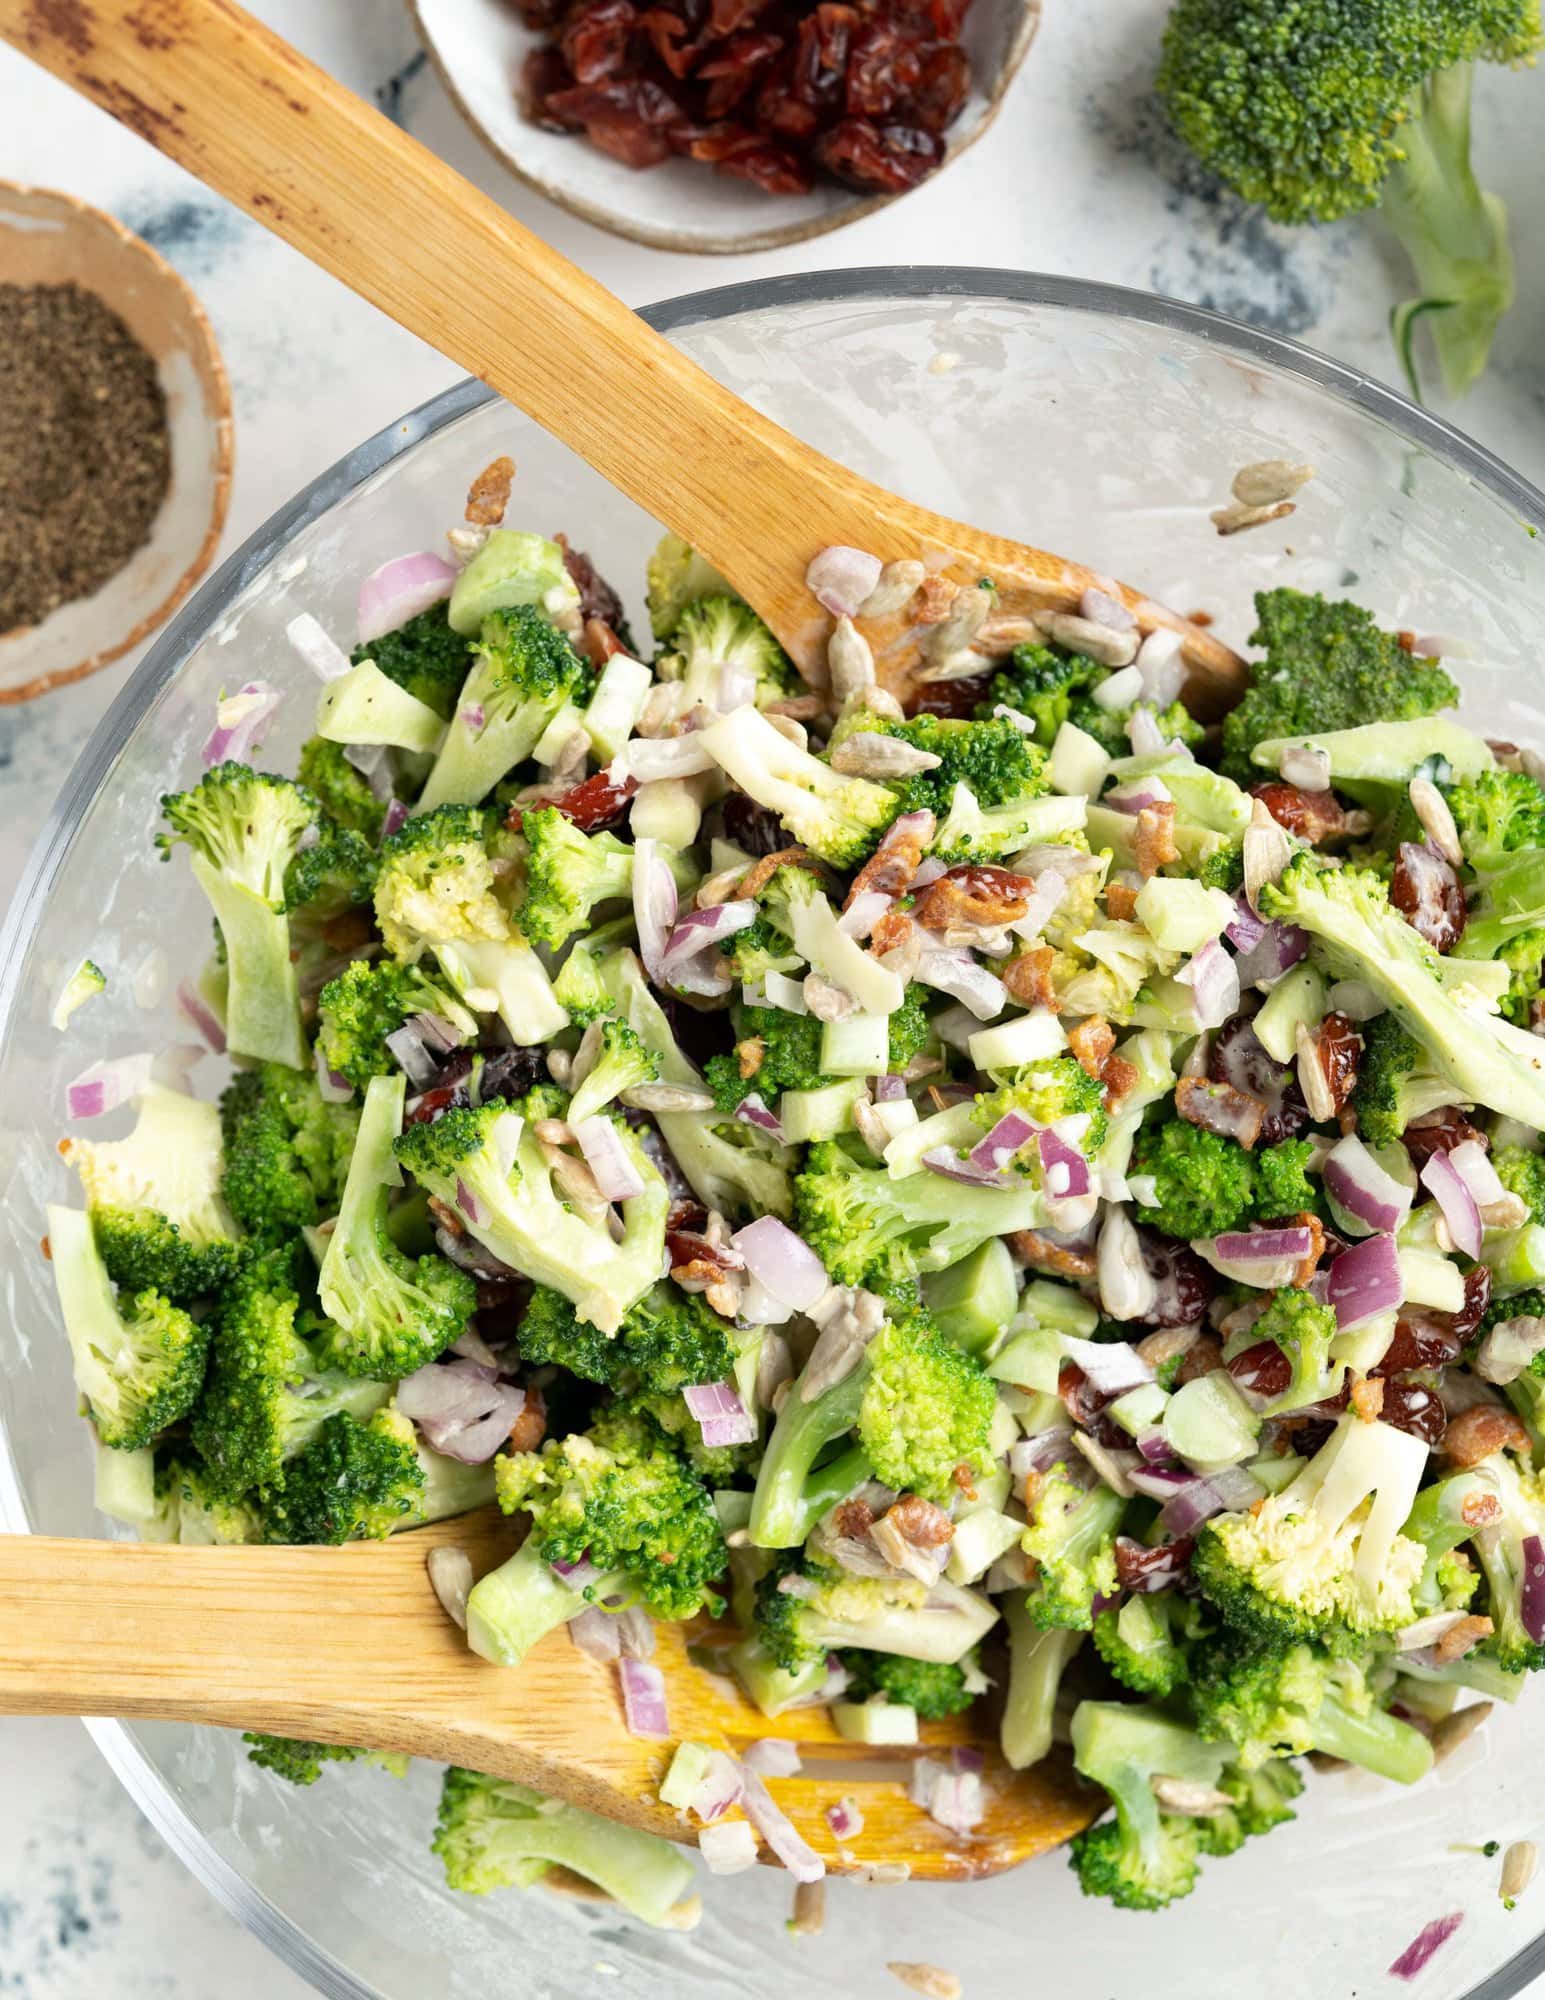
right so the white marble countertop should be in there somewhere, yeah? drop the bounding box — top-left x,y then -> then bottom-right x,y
2,2 -> 1544,1993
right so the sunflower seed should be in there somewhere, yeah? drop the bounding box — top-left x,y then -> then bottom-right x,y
546,1047 -> 574,1085
1431,1700 -> 1494,1764
621,1082 -> 716,1114
533,1117 -> 573,1146
1211,499 -> 1295,536
829,616 -> 877,698
1151,1777 -> 1232,1816
789,1880 -> 827,1937
1279,742 -> 1331,792
831,734 -> 943,779
1502,1840 -> 1537,1902
1037,610 -> 1139,668
886,1964 -> 961,2000
1295,1020 -> 1338,1122
427,1546 -> 473,1630
1410,776 -> 1464,867
859,559 -> 928,618
854,684 -> 905,720
804,973 -> 856,1021
767,714 -> 809,751
1231,459 -> 1314,508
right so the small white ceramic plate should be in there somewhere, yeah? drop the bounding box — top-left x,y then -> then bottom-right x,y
409,0 -> 1040,253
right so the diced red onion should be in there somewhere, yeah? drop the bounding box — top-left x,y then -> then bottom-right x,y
732,1214 -> 830,1310
742,1739 -> 802,1779
686,1749 -> 745,1827
357,551 -> 456,645
683,1379 -> 758,1449
614,1604 -> 654,1660
1325,1233 -> 1403,1332
1063,1334 -> 1155,1396
1223,896 -> 1267,953
1325,1134 -> 1415,1235
569,1607 -> 622,1664
807,544 -> 882,618
574,1114 -> 647,1201
632,837 -> 679,984
454,1178 -> 484,1226
1521,1533 -> 1545,1645
1157,1466 -> 1263,1538
925,1768 -> 985,1837
1233,919 -> 1309,988
968,1109 -> 1038,1174
1010,1429 -> 1075,1481
1419,1149 -> 1482,1259
1202,1225 -> 1314,1287
911,856 -> 948,890
450,1326 -> 503,1368
65,1053 -> 155,1121
343,740 -> 396,802
660,901 -> 756,988
1389,1914 -> 1463,1982
839,889 -> 893,940
1447,1140 -> 1508,1209
313,1043 -> 354,1104
1137,1428 -> 1182,1467
381,797 -> 409,840
922,1146 -> 1009,1188
1039,1126 -> 1092,1200
1007,873 -> 1067,941
1128,1466 -> 1194,1501
202,680 -> 283,768
1176,938 -> 1239,1030
1125,706 -> 1170,757
385,1020 -> 440,1087
914,949 -> 1006,1022
1135,627 -> 1185,704
871,1074 -> 907,1103
735,1092 -> 785,1140
174,977 -> 226,1053
738,1764 -> 824,1883
286,611 -> 351,682
618,1657 -> 670,1740
395,1358 -> 524,1462
551,1553 -> 599,1591
1081,584 -> 1137,632
824,1798 -> 864,1841
1104,777 -> 1173,816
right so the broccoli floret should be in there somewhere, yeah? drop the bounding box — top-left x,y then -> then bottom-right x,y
354,602 -> 474,720
242,1734 -> 370,1785
1093,1593 -> 1205,1697
297,737 -> 386,842
283,825 -> 378,926
1492,930 -> 1545,1029
62,1084 -> 238,1259
873,713 -> 1048,813
495,1403 -> 726,1620
313,1075 -> 475,1378
700,705 -> 899,868
395,1099 -> 666,1333
1348,1012 -> 1461,1145
553,940 -> 616,1026
263,1406 -> 428,1544
1067,1702 -> 1227,1911
567,1019 -> 659,1127
794,1138 -> 1039,1296
51,958 -> 106,1032
748,1304 -> 995,1542
1448,768 -> 1545,872
841,1648 -> 980,1719
1219,592 -> 1459,782
516,807 -> 633,952
317,958 -> 477,1093
932,781 -> 1086,864
756,1552 -> 998,1673
644,532 -> 732,642
415,607 -> 592,811
1250,1288 -> 1340,1415
515,1281 -> 733,1396
1131,1116 -> 1258,1238
190,1248 -> 389,1499
1157,0 -> 1543,398
145,1454 -> 263,1544
1495,1146 -> 1545,1225
1198,1758 -> 1305,1857
159,762 -> 318,1067
1192,1415 -> 1430,1647
983,644 -> 1107,747
1264,852 -> 1545,1128
1020,1462 -> 1124,1631
972,1057 -> 1109,1163
433,1766 -> 695,1926
220,1061 -> 357,1251
705,1007 -> 829,1115
655,593 -> 798,708
1255,1135 -> 1319,1219
92,1209 -> 242,1302
46,1205 -> 209,1451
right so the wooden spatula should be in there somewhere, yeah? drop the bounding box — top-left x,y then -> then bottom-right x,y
0,0 -> 1243,713
0,1516 -> 1095,1880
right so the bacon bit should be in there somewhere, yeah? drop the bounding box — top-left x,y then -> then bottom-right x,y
1397,630 -> 1417,653
672,1257 -> 741,1317
1188,609 -> 1215,628
913,863 -> 1036,931
845,812 -> 934,907
869,906 -> 916,959
735,845 -> 826,900
1133,801 -> 1178,879
884,1494 -> 954,1547
666,1228 -> 744,1275
581,615 -> 626,666
1175,1075 -> 1266,1151
1442,1405 -> 1532,1467
1115,1535 -> 1193,1592
1003,945 -> 1060,1009
951,1461 -> 978,1501
834,1497 -> 875,1540
1105,880 -> 1139,921
1350,1376 -> 1386,1423
1434,1614 -> 1495,1665
1007,1226 -> 1098,1279
1174,1334 -> 1224,1386
1068,1015 -> 1116,1082
911,575 -> 959,625
508,1387 -> 547,1454
1289,1210 -> 1326,1286
1462,1490 -> 1503,1529
1250,782 -> 1360,846
428,1194 -> 466,1237
465,453 -> 515,526
736,1036 -> 766,1081
1102,1054 -> 1141,1110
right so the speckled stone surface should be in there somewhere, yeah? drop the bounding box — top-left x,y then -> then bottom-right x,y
2,2 -> 1543,1994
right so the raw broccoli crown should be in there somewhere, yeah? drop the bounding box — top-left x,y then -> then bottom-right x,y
514,1280 -> 733,1395
875,713 -> 1049,812
973,1057 -> 1109,1158
1496,930 -> 1545,1029
857,1307 -> 996,1501
516,807 -> 633,951
1448,768 -> 1545,871
220,1062 -> 358,1248
151,1454 -> 262,1544
1021,1465 -> 1122,1631
473,604 -> 593,709
982,643 -> 1106,747
842,1649 -> 978,1719
283,825 -> 378,920
1254,1136 -> 1318,1219
317,958 -> 473,1092
1186,1630 -> 1369,1760
1494,1147 -> 1545,1226
659,593 -> 798,703
1199,1758 -> 1304,1855
568,1018 -> 659,1124
645,532 -> 729,642
723,912 -> 803,983
297,737 -> 387,842
618,1386 -> 757,1484
552,942 -> 615,1025
1196,843 -> 1246,895
1220,589 -> 1458,780
1157,0 -> 1543,226
755,1554 -> 930,1673
354,603 -> 474,719
243,1733 -> 369,1785
263,1408 -> 426,1545
494,1404 -> 725,1619
433,1766 -> 545,1893
1130,1116 -> 1260,1239
158,762 -> 319,903
1092,1593 -> 1204,1697
311,1205 -> 476,1382
189,1248 -> 310,1496
1348,1011 -> 1424,1146
92,1207 -> 243,1301
80,1285 -> 210,1452
794,1138 -> 1024,1292
374,803 -> 502,956
1068,1810 -> 1202,1912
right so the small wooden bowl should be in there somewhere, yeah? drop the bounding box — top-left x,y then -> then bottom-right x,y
409,0 -> 1042,255
0,183 -> 233,704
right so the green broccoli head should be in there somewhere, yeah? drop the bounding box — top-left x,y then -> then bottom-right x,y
644,533 -> 732,642
1220,591 -> 1459,782
973,1057 -> 1109,1163
62,1086 -> 236,1254
220,1061 -> 358,1249
146,1455 -> 263,1545
263,1407 -> 427,1544
567,1019 -> 660,1126
841,1648 -> 980,1720
1493,930 -> 1545,1029
700,706 -> 900,870
516,807 -> 634,952
494,1402 -> 726,1620
1448,768 -> 1545,872
1093,1592 -> 1205,1698
656,592 -> 799,708
317,957 -> 477,1093
1197,1758 -> 1305,1857
755,1551 -> 996,1675
1251,1287 -> 1340,1414
415,607 -> 592,812
242,1734 -> 370,1785
1130,1116 -> 1258,1239
552,940 -> 616,1026
1021,1462 -> 1124,1631
297,737 -> 387,842
353,603 -> 475,720
1348,1012 -> 1451,1146
1495,1145 -> 1545,1225
1067,1702 -> 1226,1911
871,713 -> 1049,813
982,643 -> 1107,747
373,803 -> 505,958
1464,1449 -> 1545,1673
1254,1136 -> 1319,1219
92,1207 -> 243,1302
706,1006 -> 831,1115
857,1306 -> 997,1502
283,825 -> 378,927
514,1280 -> 734,1397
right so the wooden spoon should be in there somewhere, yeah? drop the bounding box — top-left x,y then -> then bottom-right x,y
0,1515 -> 1095,1880
0,0 -> 1243,713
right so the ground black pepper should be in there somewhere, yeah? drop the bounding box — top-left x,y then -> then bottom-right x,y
0,281 -> 172,635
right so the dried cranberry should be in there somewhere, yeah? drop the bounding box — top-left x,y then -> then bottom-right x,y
903,40 -> 968,131
666,1197 -> 709,1234
708,0 -> 765,33
638,6 -> 700,75
559,0 -> 637,82
1250,782 -> 1357,846
1377,1378 -> 1448,1447
906,671 -> 993,719
721,789 -> 789,856
708,133 -> 814,191
1402,1107 -> 1489,1166
522,44 -> 584,126
1227,1339 -> 1292,1401
404,1045 -> 548,1123
1281,1415 -> 1339,1458
1138,1231 -> 1217,1327
791,2 -> 857,107
1376,1313 -> 1465,1375
698,29 -> 783,114
541,766 -> 638,832
545,76 -> 684,165
557,535 -> 629,633
1391,841 -> 1467,953
1316,1010 -> 1363,1112
814,117 -> 944,192
754,64 -> 823,139
1115,1535 -> 1193,1591
845,19 -> 922,116
1207,1014 -> 1308,1145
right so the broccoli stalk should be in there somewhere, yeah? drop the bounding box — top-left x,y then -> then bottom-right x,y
756,1554 -> 999,1671
465,1536 -> 629,1667
315,1075 -> 476,1378
414,608 -> 592,811
158,763 -> 317,1068
1067,1701 -> 1231,1910
1020,1464 -> 1124,1631
1002,1598 -> 1083,1770
699,705 -> 899,868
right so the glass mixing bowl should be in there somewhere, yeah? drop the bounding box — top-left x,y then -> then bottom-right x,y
3,270 -> 1545,2000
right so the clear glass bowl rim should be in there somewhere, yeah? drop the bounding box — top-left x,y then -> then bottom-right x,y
5,264 -> 1545,2000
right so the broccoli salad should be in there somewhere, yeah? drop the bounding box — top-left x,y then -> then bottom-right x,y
47,483 -> 1545,1931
